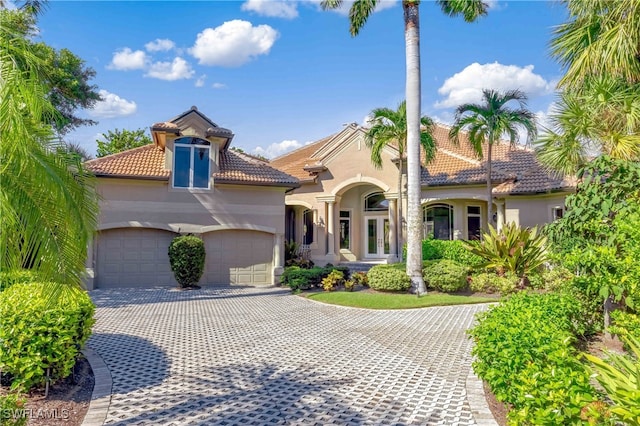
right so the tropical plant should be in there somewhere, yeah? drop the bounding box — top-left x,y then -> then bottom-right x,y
365,100 -> 436,255
463,222 -> 547,288
96,128 -> 153,157
322,269 -> 344,292
584,335 -> 640,426
321,0 -> 488,295
536,77 -> 640,175
0,8 -> 98,288
551,0 -> 640,88
167,235 -> 206,288
449,89 -> 537,224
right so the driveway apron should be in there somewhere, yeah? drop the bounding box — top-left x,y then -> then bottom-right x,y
88,287 -> 489,425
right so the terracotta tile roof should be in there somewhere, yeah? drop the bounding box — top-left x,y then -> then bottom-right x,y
269,134 -> 337,181
85,144 -> 168,179
271,123 -> 574,195
85,144 -> 299,188
215,150 -> 299,187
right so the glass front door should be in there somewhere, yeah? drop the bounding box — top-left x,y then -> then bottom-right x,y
365,216 -> 390,258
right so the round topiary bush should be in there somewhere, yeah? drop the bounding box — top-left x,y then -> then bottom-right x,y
422,259 -> 469,293
367,265 -> 411,292
469,272 -> 518,294
168,235 -> 205,288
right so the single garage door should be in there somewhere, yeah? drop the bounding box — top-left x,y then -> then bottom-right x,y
96,228 -> 177,289
203,230 -> 273,286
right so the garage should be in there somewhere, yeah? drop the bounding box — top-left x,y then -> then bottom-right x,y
203,230 -> 273,286
96,228 -> 177,289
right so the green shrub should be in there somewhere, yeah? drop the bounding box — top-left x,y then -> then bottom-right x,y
405,239 -> 483,266
351,271 -> 368,287
541,266 -> 574,291
469,292 -> 599,425
609,311 -> 640,342
280,265 -> 349,291
468,272 -> 518,294
322,270 -> 344,292
0,393 -> 27,426
0,283 -> 95,391
422,260 -> 468,293
368,265 -> 411,292
168,235 -> 205,288
344,280 -> 355,292
0,269 -> 41,292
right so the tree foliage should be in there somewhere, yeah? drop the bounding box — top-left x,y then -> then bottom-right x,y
0,8 -> 98,287
97,128 -> 153,157
1,8 -> 101,135
449,89 -> 537,220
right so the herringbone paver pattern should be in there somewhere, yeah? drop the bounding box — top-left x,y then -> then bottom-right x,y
88,287 -> 489,425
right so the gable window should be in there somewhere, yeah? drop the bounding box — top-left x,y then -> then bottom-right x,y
423,204 -> 453,240
173,137 -> 211,189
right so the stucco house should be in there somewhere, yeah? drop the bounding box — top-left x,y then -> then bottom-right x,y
269,123 -> 574,266
84,107 -> 573,289
84,107 -> 298,289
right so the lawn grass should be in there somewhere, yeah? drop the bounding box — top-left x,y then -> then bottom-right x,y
307,291 -> 497,309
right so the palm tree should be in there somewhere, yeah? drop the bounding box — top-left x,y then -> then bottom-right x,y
536,76 -> 640,175
449,89 -> 537,226
0,8 -> 98,288
551,0 -> 640,89
365,100 -> 436,257
322,0 -> 488,295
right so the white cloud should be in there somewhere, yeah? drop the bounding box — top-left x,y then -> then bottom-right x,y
254,139 -> 301,158
195,75 -> 207,87
241,0 -> 298,19
145,38 -> 176,52
145,57 -> 195,81
108,48 -> 148,70
315,0 -> 398,16
435,62 -> 554,109
190,20 -> 278,67
212,82 -> 227,89
89,90 -> 137,118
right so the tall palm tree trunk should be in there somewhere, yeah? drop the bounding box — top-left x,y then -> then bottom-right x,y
397,159 -> 403,259
403,0 -> 426,294
486,141 -> 493,226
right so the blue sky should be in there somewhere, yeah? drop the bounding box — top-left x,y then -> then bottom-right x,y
34,1 -> 568,158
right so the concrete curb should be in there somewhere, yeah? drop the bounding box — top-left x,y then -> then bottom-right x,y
81,348 -> 112,426
466,369 -> 499,426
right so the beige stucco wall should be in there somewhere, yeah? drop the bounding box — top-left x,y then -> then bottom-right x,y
504,194 -> 569,228
96,178 -> 286,234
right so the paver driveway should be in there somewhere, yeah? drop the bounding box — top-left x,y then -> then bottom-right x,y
87,287 -> 490,425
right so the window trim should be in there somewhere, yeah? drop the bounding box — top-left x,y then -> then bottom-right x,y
423,203 -> 454,240
551,205 -> 565,221
172,138 -> 211,190
339,209 -> 352,250
466,204 -> 482,241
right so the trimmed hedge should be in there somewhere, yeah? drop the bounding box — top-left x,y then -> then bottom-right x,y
404,239 -> 483,266
0,269 -> 41,293
469,292 -> 600,425
0,283 -> 95,391
281,265 -> 349,291
422,259 -> 468,293
168,235 -> 205,288
368,265 -> 411,292
468,272 -> 518,294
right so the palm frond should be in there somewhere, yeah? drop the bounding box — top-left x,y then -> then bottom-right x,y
437,0 -> 488,23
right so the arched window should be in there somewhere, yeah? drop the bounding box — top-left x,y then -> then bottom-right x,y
364,192 -> 389,212
423,204 -> 454,240
173,137 -> 211,189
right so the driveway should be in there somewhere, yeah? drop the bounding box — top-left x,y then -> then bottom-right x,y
86,287 -> 492,425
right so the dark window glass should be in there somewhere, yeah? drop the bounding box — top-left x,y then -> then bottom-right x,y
175,137 -> 210,146
468,216 -> 481,240
423,204 -> 453,240
339,211 -> 350,249
192,147 -> 210,188
303,210 -> 314,245
173,146 -> 190,188
365,193 -> 389,211
468,206 -> 481,215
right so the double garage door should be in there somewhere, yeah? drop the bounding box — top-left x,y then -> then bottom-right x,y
96,228 -> 273,289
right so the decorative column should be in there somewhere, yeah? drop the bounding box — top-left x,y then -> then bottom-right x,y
326,200 -> 335,256
495,200 -> 505,232
273,233 -> 284,285
388,197 -> 398,262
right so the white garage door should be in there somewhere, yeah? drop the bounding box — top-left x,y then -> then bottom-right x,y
96,228 -> 177,289
203,230 -> 273,286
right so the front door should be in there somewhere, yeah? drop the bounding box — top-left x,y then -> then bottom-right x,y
364,216 -> 390,258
